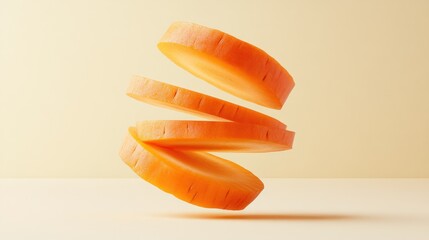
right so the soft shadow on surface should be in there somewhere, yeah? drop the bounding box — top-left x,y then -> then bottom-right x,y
156,212 -> 368,221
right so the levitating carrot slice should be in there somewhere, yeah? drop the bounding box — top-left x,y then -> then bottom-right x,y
158,22 -> 295,109
127,75 -> 286,129
136,120 -> 294,152
119,128 -> 264,210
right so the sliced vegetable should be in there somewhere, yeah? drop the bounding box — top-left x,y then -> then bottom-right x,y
136,120 -> 294,152
120,21 -> 296,210
158,22 -> 295,109
127,75 -> 286,129
120,127 -> 264,210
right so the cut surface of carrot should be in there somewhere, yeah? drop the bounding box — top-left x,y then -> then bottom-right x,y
127,75 -> 286,129
136,120 -> 294,152
158,22 -> 295,109
120,128 -> 264,210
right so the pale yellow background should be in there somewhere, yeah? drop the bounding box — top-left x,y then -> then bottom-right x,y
1,0 -> 428,178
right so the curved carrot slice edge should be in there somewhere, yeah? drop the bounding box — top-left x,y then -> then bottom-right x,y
136,120 -> 294,152
120,128 -> 264,210
127,75 -> 286,129
158,22 -> 294,109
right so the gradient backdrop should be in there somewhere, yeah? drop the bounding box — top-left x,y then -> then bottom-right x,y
1,0 -> 428,178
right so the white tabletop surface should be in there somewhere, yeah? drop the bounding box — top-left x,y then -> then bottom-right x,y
1,178 -> 428,240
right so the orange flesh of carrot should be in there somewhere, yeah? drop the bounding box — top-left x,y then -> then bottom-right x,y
158,22 -> 295,109
120,128 -> 264,210
127,75 -> 286,129
136,120 -> 294,152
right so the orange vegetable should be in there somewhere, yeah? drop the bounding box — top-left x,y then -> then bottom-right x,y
158,22 -> 295,109
120,128 -> 264,210
136,120 -> 294,152
121,22 -> 295,210
127,76 -> 286,129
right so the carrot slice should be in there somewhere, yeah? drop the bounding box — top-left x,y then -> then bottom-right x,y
127,75 -> 286,129
120,21 -> 296,210
120,128 -> 264,210
136,120 -> 294,152
158,22 -> 295,109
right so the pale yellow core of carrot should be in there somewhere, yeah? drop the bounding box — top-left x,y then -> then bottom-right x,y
127,76 -> 286,129
158,22 -> 295,109
119,128 -> 264,210
136,120 -> 294,152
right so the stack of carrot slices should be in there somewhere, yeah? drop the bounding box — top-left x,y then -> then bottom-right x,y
119,22 -> 295,210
